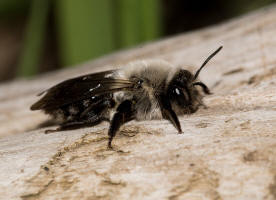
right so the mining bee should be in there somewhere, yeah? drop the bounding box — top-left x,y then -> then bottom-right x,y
31,46 -> 222,148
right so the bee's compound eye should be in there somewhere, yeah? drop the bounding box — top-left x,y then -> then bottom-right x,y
180,77 -> 187,82
174,88 -> 182,96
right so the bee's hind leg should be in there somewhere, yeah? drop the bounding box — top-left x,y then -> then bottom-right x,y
44,117 -> 104,134
108,100 -> 135,149
44,121 -> 85,134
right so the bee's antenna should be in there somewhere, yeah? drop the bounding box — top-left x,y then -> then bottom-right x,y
194,46 -> 223,80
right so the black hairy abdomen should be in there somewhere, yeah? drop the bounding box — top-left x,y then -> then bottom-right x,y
45,94 -> 114,123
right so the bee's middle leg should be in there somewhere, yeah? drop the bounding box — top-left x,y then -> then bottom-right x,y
108,100 -> 135,149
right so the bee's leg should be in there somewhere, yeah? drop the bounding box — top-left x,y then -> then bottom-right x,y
45,116 -> 104,134
158,94 -> 182,133
45,121 -> 87,134
108,100 -> 135,149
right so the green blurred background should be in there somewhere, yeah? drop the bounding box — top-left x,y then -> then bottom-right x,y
0,0 -> 275,82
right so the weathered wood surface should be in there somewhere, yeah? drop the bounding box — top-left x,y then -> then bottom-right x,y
1,5 -> 276,200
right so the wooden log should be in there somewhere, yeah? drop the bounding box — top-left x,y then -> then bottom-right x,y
0,5 -> 276,200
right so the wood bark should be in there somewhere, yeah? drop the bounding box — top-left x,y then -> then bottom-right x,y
1,5 -> 276,200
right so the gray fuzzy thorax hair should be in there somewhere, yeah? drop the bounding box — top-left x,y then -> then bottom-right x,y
113,60 -> 179,120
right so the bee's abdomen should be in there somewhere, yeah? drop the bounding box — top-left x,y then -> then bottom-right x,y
45,94 -> 114,123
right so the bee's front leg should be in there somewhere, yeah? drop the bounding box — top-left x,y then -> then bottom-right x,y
158,94 -> 182,134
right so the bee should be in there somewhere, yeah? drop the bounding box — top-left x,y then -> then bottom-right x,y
31,46 -> 222,148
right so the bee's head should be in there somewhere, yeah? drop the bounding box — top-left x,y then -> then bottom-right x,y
167,46 -> 222,113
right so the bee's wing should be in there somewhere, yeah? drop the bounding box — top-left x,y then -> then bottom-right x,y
30,70 -> 136,110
